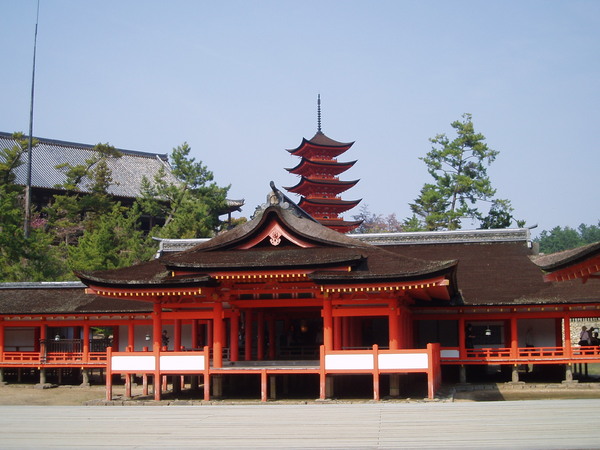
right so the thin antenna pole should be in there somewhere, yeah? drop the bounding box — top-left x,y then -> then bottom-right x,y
24,0 -> 40,238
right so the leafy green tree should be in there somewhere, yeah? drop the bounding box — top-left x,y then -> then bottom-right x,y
536,222 -> 600,253
138,142 -> 229,238
578,223 -> 600,245
68,203 -> 154,272
409,114 -> 520,231
479,199 -> 521,229
47,143 -> 122,244
0,133 -> 67,281
402,214 -> 426,232
0,132 -> 32,187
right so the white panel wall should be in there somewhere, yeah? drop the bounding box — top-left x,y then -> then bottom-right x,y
378,353 -> 429,370
325,354 -> 374,370
160,355 -> 204,371
112,355 -> 155,371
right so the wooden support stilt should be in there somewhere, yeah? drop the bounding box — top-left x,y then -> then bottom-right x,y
125,373 -> 132,398
261,369 -> 268,402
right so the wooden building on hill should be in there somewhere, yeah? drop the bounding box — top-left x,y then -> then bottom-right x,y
0,184 -> 599,401
0,131 -> 244,227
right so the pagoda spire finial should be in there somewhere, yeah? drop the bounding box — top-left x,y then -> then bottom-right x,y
317,94 -> 322,133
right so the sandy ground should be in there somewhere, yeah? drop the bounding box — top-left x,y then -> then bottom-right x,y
3,382 -> 600,406
0,384 -> 124,406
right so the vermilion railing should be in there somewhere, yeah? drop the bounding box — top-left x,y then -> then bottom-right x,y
440,345 -> 600,362
3,352 -> 41,362
3,345 -> 600,366
1,351 -> 107,365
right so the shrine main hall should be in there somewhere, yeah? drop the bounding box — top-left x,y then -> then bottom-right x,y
0,182 -> 599,401
0,126 -> 599,401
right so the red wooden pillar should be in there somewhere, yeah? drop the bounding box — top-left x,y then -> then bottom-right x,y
39,322 -> 47,360
152,302 -> 162,352
333,317 -> 342,350
82,322 -> 90,363
458,317 -> 466,358
389,299 -> 400,350
372,345 -> 380,401
244,310 -> 253,361
268,315 -> 276,360
260,369 -> 268,402
105,347 -> 113,401
0,318 -> 4,362
152,301 -> 162,401
510,317 -> 518,358
322,297 -> 333,351
564,315 -> 572,358
230,312 -> 240,362
213,301 -> 224,368
174,319 -> 182,351
257,311 -> 265,361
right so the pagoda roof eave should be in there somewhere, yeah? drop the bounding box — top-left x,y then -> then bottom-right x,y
285,159 -> 357,175
283,178 -> 360,193
286,133 -> 354,154
299,198 -> 362,207
318,219 -> 364,228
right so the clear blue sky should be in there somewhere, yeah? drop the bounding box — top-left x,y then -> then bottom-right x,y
3,0 -> 599,236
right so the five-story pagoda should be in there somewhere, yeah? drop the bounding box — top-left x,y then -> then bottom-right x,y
284,96 -> 362,233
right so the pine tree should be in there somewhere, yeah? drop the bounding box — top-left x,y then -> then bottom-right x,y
409,114 -> 518,230
138,143 -> 229,238
68,204 -> 154,272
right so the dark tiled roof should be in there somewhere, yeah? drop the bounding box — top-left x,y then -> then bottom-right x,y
165,247 -> 366,270
382,240 -> 599,305
77,204 -> 457,297
286,158 -> 357,175
0,282 -> 151,315
307,131 -> 353,147
531,242 -> 600,271
75,259 -> 210,287
284,177 -> 359,193
286,132 -> 354,156
299,198 -> 361,207
0,131 -> 178,199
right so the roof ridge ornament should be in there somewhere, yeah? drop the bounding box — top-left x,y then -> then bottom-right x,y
268,181 -> 288,208
253,182 -> 319,223
317,94 -> 322,133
